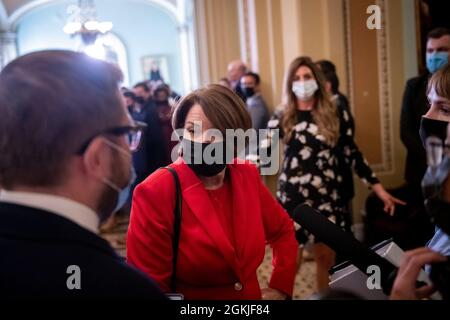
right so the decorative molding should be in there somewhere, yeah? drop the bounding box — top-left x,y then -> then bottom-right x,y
237,0 -> 248,65
373,0 -> 394,174
0,30 -> 18,69
265,0 -> 279,105
0,1 -> 8,30
7,0 -> 182,30
193,0 -> 210,85
343,0 -> 355,115
238,0 -> 253,68
8,0 -> 60,30
3,0 -> 199,93
343,0 -> 394,174
246,0 -> 258,72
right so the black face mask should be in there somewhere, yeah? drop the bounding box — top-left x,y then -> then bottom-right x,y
135,96 -> 146,105
242,87 -> 255,98
422,152 -> 450,235
181,138 -> 232,177
155,100 -> 169,106
419,117 -> 449,148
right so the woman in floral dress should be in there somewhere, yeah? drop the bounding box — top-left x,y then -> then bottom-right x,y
265,56 -> 404,292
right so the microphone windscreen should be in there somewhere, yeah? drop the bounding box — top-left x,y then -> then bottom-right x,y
293,204 -> 396,291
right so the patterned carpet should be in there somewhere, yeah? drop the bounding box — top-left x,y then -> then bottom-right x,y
101,216 -> 318,300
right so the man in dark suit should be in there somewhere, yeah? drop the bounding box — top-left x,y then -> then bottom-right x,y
240,72 -> 270,132
316,59 -> 355,208
239,72 -> 270,162
133,81 -> 153,106
0,50 -> 165,300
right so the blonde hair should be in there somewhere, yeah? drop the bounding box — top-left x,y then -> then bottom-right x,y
281,56 -> 339,146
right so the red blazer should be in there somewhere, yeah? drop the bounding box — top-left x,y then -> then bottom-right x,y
127,158 -> 298,300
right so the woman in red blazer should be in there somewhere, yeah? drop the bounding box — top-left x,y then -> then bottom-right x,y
127,84 -> 298,300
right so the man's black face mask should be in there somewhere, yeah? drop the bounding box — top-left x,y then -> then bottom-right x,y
135,96 -> 146,105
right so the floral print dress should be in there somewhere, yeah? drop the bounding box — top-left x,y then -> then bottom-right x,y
266,107 -> 379,244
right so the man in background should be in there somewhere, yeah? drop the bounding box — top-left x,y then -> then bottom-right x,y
133,81 -> 153,106
240,71 -> 270,132
227,59 -> 247,101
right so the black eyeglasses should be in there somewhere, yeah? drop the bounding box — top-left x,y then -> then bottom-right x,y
76,121 -> 147,155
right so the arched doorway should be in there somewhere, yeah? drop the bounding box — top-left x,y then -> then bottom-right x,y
0,0 -> 198,93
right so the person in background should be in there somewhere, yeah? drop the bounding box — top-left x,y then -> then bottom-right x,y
147,79 -> 181,105
124,89 -> 151,196
133,81 -> 153,106
0,50 -> 164,299
315,60 -> 353,130
101,86 -> 167,233
168,85 -> 182,103
127,84 -> 298,300
316,60 -> 355,215
400,27 -> 450,202
124,90 -> 150,187
149,62 -> 163,82
124,90 -> 142,115
265,56 -> 404,292
153,84 -> 177,165
131,82 -> 167,175
240,72 -> 270,132
374,27 -> 450,250
227,59 -> 247,101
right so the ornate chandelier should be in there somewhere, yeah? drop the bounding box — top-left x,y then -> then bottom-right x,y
63,0 -> 113,46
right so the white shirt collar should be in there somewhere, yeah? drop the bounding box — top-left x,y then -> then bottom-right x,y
0,190 -> 99,234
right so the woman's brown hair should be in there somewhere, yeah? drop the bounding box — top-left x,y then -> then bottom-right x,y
172,84 -> 252,135
281,56 -> 340,146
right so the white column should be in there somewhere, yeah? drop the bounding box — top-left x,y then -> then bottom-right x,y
237,0 -> 258,71
178,23 -> 193,93
0,31 -> 18,70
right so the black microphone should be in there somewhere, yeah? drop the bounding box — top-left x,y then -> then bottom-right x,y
293,204 -> 397,294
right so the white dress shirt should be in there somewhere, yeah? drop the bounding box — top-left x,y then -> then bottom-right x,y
0,189 -> 99,234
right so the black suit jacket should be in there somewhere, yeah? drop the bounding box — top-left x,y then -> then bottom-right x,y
0,202 -> 165,300
234,83 -> 247,103
400,74 -> 430,192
